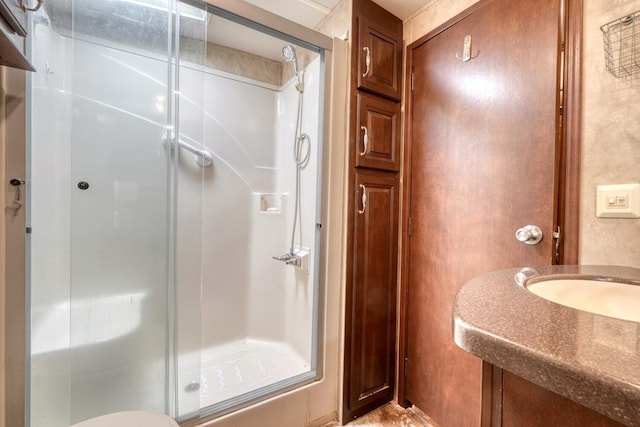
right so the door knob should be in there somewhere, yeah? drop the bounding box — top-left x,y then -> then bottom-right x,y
515,225 -> 543,245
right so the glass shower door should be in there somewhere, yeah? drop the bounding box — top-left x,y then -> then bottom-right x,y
67,26 -> 172,422
183,2 -> 325,417
174,0 -> 208,420
29,0 -> 203,424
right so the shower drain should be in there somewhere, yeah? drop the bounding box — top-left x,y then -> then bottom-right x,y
184,382 -> 201,393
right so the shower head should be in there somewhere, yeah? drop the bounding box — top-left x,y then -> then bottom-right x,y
282,44 -> 303,92
282,44 -> 297,63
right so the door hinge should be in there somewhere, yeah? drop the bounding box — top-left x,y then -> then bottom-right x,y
408,217 -> 412,236
404,357 -> 409,377
411,71 -> 415,92
553,226 -> 561,264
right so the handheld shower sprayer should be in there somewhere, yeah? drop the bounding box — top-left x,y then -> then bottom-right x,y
273,43 -> 311,269
282,44 -> 303,92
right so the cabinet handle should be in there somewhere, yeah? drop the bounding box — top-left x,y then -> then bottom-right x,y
359,126 -> 368,156
362,47 -> 371,78
358,184 -> 367,214
21,0 -> 43,12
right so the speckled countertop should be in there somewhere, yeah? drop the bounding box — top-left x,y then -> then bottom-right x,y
453,265 -> 640,426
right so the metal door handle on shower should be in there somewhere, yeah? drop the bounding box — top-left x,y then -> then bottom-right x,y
358,184 -> 367,214
360,126 -> 369,156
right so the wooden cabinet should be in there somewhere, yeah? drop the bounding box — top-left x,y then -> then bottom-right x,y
0,0 -> 28,36
344,170 -> 398,420
0,0 -> 35,70
355,93 -> 401,172
500,371 -> 624,426
356,15 -> 402,101
343,0 -> 402,422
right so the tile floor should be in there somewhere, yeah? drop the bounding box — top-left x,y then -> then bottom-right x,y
323,403 -> 438,427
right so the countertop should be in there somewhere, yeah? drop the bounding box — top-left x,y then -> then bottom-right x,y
453,265 -> 640,426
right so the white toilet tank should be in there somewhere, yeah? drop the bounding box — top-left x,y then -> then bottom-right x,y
72,411 -> 179,427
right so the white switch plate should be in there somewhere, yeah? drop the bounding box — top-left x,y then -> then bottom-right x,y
596,184 -> 640,218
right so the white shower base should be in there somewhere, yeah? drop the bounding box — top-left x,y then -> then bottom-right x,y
200,339 -> 309,408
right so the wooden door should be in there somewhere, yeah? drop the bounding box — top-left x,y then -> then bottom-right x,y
403,0 -> 562,425
355,92 -> 401,171
343,169 -> 399,420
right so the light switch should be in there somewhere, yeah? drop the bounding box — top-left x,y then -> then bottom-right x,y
617,195 -> 628,208
596,184 -> 640,218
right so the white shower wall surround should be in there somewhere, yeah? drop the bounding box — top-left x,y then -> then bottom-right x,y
176,55 -> 321,410
177,58 -> 320,356
30,18 -> 321,425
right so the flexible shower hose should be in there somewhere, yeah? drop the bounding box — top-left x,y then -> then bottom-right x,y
290,89 -> 311,255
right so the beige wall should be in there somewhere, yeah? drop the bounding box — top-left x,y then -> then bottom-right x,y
316,0 -> 351,40
404,0 -> 640,268
404,0 -> 479,46
0,66 -> 6,427
580,0 -> 640,267
206,42 -> 283,85
1,65 -> 26,427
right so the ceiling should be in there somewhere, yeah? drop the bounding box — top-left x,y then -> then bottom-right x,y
218,0 -> 427,62
209,0 -> 428,64
243,0 -> 428,27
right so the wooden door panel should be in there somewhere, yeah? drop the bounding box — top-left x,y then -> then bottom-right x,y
357,16 -> 402,100
356,93 -> 400,171
502,372 -> 624,426
344,170 -> 398,420
404,0 -> 561,425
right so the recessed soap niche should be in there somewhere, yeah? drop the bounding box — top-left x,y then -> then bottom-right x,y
258,193 -> 285,214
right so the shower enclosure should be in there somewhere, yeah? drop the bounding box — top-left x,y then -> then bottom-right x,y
27,0 -> 330,424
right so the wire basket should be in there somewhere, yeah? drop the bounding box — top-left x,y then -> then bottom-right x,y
601,10 -> 640,78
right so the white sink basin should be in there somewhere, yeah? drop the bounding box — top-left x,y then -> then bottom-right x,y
526,279 -> 640,322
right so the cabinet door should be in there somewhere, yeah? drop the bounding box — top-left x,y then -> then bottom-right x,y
356,92 -> 400,171
0,0 -> 27,36
357,15 -> 402,101
343,170 -> 399,421
501,372 -> 624,426
0,0 -> 35,70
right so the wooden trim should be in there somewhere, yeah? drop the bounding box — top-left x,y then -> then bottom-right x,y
480,362 -> 504,427
341,1 -> 360,419
559,0 -> 582,265
395,36 -> 414,409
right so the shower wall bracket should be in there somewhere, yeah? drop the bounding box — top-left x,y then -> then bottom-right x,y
272,247 -> 310,273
